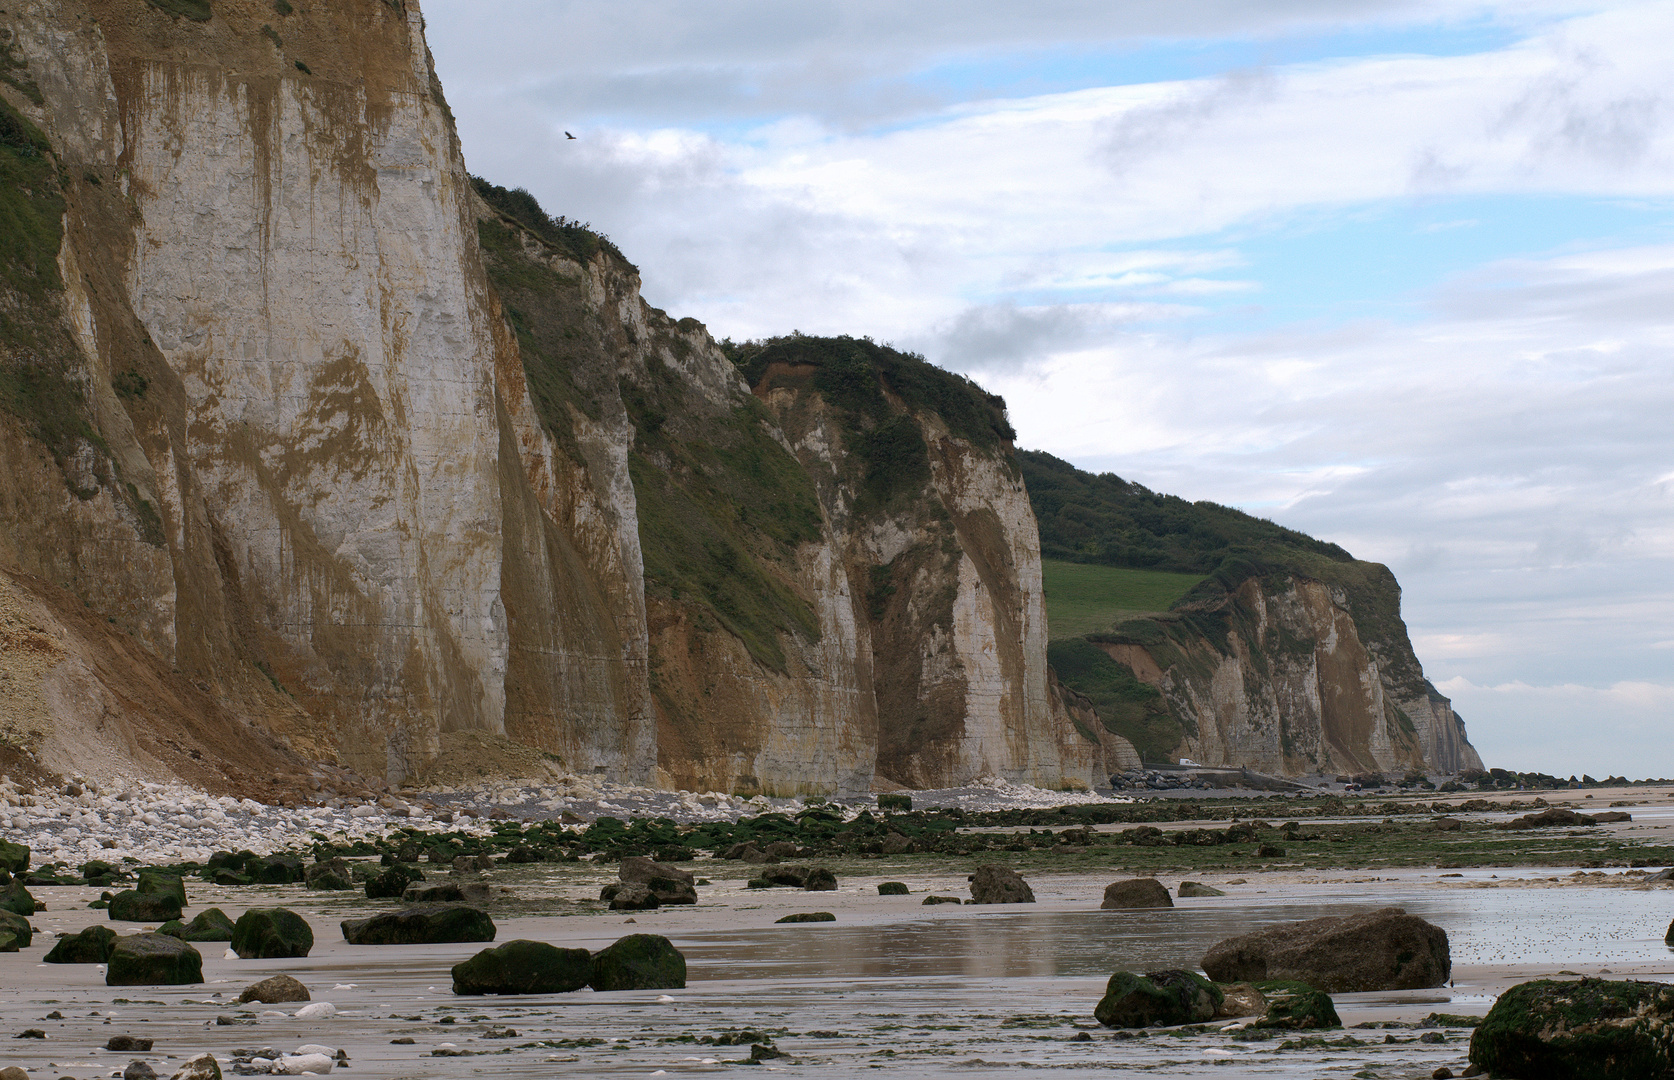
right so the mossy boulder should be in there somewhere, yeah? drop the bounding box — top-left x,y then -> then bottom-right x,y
304,858 -> 354,891
251,854 -> 303,884
802,867 -> 837,891
1252,981 -> 1340,1029
589,933 -> 687,991
45,924 -> 117,963
106,933 -> 202,985
451,939 -> 593,995
0,876 -> 36,916
0,908 -> 32,951
341,903 -> 496,945
1201,907 -> 1449,992
108,889 -> 182,922
0,839 -> 28,873
230,907 -> 315,958
775,912 -> 835,923
161,907 -> 235,942
136,870 -> 187,907
1094,969 -> 1223,1028
1469,977 -> 1674,1080
877,881 -> 910,896
365,863 -> 423,900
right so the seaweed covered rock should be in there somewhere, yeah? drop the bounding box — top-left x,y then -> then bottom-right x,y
617,857 -> 697,904
365,863 -> 423,900
1252,982 -> 1340,1029
238,974 -> 311,1004
1469,977 -> 1674,1080
1101,878 -> 1173,909
304,858 -> 354,891
451,940 -> 593,995
589,933 -> 687,991
160,908 -> 235,942
106,933 -> 202,985
1201,907 -> 1449,992
1094,970 -> 1223,1028
0,839 -> 28,873
775,912 -> 835,923
1,877 -> 37,916
0,909 -> 32,950
108,889 -> 181,923
341,903 -> 496,945
230,908 -> 315,959
45,924 -> 117,963
878,882 -> 910,896
969,864 -> 1034,904
251,855 -> 304,884
136,871 -> 187,908
802,867 -> 838,892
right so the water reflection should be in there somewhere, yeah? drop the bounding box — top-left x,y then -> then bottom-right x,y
679,886 -> 1674,981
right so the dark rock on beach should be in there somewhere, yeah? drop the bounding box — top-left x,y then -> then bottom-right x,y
802,867 -> 837,891
969,864 -> 1034,904
160,908 -> 236,942
589,933 -> 687,991
1094,970 -> 1223,1028
775,912 -> 835,923
365,863 -> 424,900
230,907 -> 315,959
104,1035 -> 154,1052
877,881 -> 909,895
44,924 -> 116,963
1101,878 -> 1173,909
238,974 -> 311,1004
604,883 -> 661,911
106,933 -> 202,985
108,889 -> 181,923
342,903 -> 496,945
1469,977 -> 1674,1080
0,909 -> 32,950
451,939 -> 592,995
1502,808 -> 1596,830
1202,907 -> 1450,992
0,877 -> 35,916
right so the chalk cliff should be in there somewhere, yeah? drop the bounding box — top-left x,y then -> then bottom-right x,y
0,0 -> 1098,793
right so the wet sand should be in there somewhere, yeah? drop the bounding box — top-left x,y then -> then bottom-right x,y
3,856 -> 1672,1079
5,782 -> 1673,1077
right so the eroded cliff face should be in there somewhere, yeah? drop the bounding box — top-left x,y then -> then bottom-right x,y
0,0 -> 651,784
0,0 -> 1093,794
1091,575 -> 1483,776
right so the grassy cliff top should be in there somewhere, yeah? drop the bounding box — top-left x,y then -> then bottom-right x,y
725,333 -> 1015,451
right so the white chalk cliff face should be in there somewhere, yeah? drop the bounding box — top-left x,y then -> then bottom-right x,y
0,0 -> 1097,793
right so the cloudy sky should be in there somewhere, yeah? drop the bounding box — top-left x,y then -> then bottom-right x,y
425,0 -> 1674,778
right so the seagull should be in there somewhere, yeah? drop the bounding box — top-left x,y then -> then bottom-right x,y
565,131 -> 576,140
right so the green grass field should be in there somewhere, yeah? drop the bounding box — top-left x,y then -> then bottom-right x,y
1041,559 -> 1204,639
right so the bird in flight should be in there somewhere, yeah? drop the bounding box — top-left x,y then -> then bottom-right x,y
565,131 -> 576,140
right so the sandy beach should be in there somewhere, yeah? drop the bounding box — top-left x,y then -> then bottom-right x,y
3,782 -> 1672,1078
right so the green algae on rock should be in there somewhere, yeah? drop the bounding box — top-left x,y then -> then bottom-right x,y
589,933 -> 687,991
1469,977 -> 1674,1080
452,940 -> 593,995
106,933 -> 202,985
230,907 -> 314,958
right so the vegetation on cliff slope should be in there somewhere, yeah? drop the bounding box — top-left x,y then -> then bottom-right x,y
727,333 -> 1014,517
1023,450 -> 1447,765
0,94 -> 102,476
473,180 -> 822,672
